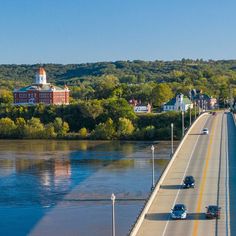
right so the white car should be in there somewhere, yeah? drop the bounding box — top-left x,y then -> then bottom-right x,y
202,128 -> 209,135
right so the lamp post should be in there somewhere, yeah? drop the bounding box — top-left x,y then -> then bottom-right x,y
151,145 -> 155,190
111,193 -> 116,236
189,105 -> 192,126
171,123 -> 174,155
182,111 -> 185,137
194,102 -> 197,120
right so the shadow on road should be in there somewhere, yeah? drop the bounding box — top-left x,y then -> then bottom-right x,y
160,184 -> 183,190
145,212 -> 206,221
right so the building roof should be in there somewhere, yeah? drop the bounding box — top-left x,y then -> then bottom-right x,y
164,96 -> 191,106
38,67 -> 46,76
164,98 -> 176,106
14,83 -> 67,92
183,97 -> 191,104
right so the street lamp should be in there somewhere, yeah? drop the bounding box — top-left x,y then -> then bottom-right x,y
182,111 -> 185,137
189,105 -> 192,126
111,193 -> 116,236
151,145 -> 155,190
171,123 -> 174,155
194,102 -> 197,120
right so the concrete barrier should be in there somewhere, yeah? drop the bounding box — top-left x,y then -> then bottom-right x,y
231,112 -> 236,126
129,112 -> 208,236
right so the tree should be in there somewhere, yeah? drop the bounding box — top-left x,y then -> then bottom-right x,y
15,117 -> 27,138
25,117 -> 45,138
78,127 -> 88,139
0,89 -> 13,104
117,118 -> 134,138
91,118 -> 115,140
44,123 -> 57,138
0,117 -> 16,138
79,100 -> 103,120
53,117 -> 69,137
152,83 -> 173,107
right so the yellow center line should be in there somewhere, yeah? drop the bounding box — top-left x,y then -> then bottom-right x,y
192,116 -> 217,236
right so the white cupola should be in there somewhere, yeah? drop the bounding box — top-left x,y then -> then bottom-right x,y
35,67 -> 47,84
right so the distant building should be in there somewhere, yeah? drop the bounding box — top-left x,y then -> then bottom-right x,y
134,103 -> 152,113
193,94 -> 217,110
163,93 -> 192,112
129,99 -> 152,113
13,67 -> 69,105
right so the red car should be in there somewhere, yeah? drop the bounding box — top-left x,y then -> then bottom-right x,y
205,205 -> 221,219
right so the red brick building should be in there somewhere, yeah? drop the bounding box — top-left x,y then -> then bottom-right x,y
13,67 -> 69,105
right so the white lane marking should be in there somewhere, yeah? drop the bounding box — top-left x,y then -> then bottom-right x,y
161,117 -> 209,236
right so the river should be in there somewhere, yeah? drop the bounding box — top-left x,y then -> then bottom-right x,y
0,140 -> 177,236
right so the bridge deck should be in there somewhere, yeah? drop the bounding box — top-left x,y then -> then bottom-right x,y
136,111 -> 235,236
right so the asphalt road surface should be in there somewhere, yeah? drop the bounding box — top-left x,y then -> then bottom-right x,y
136,111 -> 235,236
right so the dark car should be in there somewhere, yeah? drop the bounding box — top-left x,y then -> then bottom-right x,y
183,176 -> 195,188
205,205 -> 221,219
171,204 -> 187,219
212,112 -> 216,116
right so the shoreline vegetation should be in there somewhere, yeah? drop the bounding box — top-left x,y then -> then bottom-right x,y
0,103 -> 194,140
0,59 -> 235,140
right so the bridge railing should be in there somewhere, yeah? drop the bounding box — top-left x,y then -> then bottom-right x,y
128,112 -> 208,236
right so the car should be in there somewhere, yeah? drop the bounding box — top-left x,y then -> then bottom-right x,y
171,204 -> 187,219
183,176 -> 195,188
205,205 -> 221,219
212,112 -> 216,116
202,128 -> 209,135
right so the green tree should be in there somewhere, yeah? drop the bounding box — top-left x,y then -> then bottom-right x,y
152,83 -> 173,107
79,100 -> 103,120
0,117 -> 16,138
25,117 -> 45,138
117,117 -> 134,138
53,117 -> 69,137
15,117 -> 27,138
91,118 -> 115,140
78,127 -> 88,139
44,123 -> 57,138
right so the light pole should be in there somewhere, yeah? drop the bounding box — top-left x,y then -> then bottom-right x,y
194,102 -> 197,120
151,145 -> 155,190
189,105 -> 192,126
171,123 -> 174,155
111,193 -> 116,236
182,111 -> 185,137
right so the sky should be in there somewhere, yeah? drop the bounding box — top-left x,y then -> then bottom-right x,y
0,0 -> 236,64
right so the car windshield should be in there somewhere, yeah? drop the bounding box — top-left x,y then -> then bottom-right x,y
185,176 -> 193,181
174,205 -> 184,211
208,206 -> 218,212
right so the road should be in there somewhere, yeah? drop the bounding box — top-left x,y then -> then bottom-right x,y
136,111 -> 236,236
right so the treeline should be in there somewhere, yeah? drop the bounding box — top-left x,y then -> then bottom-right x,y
1,60 -> 236,107
0,102 -> 191,140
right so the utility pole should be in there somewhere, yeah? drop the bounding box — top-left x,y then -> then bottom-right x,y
171,123 -> 174,155
182,111 -> 184,137
111,193 -> 116,236
151,145 -> 155,190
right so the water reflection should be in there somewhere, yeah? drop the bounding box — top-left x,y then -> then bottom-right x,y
0,140 -> 177,236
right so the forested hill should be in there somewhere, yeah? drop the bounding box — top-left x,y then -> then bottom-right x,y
1,59 -> 236,87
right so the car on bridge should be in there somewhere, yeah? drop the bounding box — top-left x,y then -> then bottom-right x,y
183,176 -> 195,188
202,128 -> 209,135
171,204 -> 187,219
205,205 -> 221,219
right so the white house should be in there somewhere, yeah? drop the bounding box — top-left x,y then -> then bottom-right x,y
134,103 -> 152,113
163,93 -> 193,112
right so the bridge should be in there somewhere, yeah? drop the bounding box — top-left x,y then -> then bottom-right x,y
130,111 -> 236,236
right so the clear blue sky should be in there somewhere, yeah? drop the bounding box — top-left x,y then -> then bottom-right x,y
0,0 -> 236,64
